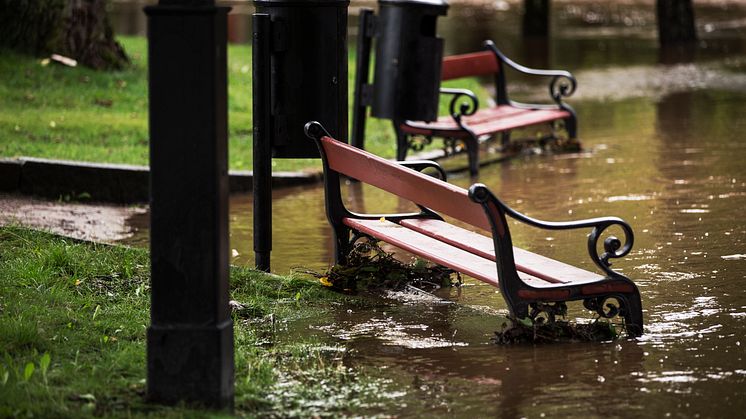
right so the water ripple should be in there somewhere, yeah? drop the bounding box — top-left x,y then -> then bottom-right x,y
312,317 -> 469,349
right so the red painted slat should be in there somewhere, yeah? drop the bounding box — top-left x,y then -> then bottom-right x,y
460,106 -> 531,124
470,108 -> 571,137
403,106 -> 527,132
321,136 -> 492,231
442,51 -> 499,81
400,106 -> 571,138
399,219 -> 605,285
344,218 -> 500,286
344,218 -> 558,289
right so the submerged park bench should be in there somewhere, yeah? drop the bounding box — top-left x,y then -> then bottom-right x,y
396,40 -> 578,176
305,121 -> 643,336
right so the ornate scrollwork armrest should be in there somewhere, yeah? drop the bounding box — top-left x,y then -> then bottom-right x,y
468,184 -> 634,278
440,87 -> 479,123
548,74 -> 577,105
584,219 -> 635,277
398,160 -> 448,181
483,40 -> 577,107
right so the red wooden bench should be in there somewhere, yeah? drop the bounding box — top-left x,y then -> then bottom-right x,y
305,121 -> 643,336
397,41 -> 578,176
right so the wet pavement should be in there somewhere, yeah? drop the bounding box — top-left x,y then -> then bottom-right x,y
0,193 -> 146,243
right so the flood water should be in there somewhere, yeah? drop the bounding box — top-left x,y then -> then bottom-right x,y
118,1 -> 746,416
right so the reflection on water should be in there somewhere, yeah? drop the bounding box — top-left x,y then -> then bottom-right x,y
118,0 -> 746,415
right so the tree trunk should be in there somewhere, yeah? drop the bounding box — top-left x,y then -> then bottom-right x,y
657,0 -> 697,44
523,0 -> 550,38
0,0 -> 129,70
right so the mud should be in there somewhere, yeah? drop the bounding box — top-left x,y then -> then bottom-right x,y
0,193 -> 146,243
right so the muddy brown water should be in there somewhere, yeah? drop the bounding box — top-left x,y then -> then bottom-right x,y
112,1 -> 746,416
199,91 -> 744,417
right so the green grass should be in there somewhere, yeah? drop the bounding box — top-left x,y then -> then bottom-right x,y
0,226 -> 391,417
0,36 -> 488,173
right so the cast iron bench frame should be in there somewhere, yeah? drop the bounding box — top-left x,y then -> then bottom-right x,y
396,40 -> 578,176
305,121 -> 643,336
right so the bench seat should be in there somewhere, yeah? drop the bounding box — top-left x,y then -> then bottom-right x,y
398,218 -> 604,284
345,217 -> 614,291
401,105 -> 573,140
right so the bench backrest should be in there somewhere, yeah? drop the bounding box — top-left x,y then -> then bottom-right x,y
320,136 -> 493,232
441,51 -> 499,81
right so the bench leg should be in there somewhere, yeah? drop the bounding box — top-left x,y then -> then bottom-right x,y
565,115 -> 577,139
394,121 -> 410,161
465,136 -> 480,177
501,131 -> 511,148
584,291 -> 644,337
332,224 -> 353,265
621,291 -> 644,337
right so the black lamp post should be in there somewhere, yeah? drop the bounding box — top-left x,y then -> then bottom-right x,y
144,0 -> 234,409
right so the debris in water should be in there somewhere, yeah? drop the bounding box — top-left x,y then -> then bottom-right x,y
298,240 -> 460,293
493,316 -> 620,344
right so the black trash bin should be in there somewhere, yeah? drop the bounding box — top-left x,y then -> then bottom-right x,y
252,0 -> 349,271
371,0 -> 449,122
254,0 -> 349,158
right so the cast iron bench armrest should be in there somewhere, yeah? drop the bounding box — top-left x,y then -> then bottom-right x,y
484,40 -> 577,107
396,160 -> 448,215
341,160 -> 447,223
397,160 -> 448,182
438,87 -> 480,139
401,88 -> 480,142
468,184 -> 634,278
440,87 -> 480,121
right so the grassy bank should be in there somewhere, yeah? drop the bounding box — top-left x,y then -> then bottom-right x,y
0,226 -> 392,417
0,37 -> 487,173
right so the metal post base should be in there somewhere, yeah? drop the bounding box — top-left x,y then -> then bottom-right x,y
147,321 -> 234,409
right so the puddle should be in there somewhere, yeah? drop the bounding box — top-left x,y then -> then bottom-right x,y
0,193 -> 146,243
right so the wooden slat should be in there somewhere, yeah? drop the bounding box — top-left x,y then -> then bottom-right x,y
459,106 -> 531,125
344,218 -> 559,289
405,106 -> 529,131
442,51 -> 499,81
399,219 -> 605,285
469,108 -> 571,137
345,218 -> 498,286
321,136 -> 491,231
401,106 -> 571,138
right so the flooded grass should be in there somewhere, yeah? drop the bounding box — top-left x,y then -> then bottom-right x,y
0,226 -> 400,417
0,224 -> 619,417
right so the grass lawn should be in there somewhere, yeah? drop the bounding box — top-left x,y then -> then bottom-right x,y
0,226 -> 394,417
0,36 -> 487,173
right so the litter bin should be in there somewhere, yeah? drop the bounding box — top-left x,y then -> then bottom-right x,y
372,0 -> 449,122
254,0 -> 349,158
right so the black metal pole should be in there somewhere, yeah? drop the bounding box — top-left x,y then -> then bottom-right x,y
522,0 -> 550,38
253,13 -> 272,272
656,0 -> 697,45
144,0 -> 233,409
351,8 -> 374,149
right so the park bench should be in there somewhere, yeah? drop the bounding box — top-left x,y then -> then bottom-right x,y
305,121 -> 643,336
396,40 -> 578,176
